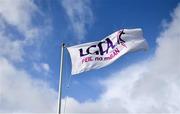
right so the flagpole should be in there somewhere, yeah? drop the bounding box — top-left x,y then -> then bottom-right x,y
58,43 -> 65,114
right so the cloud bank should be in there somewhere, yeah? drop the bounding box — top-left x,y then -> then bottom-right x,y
0,0 -> 57,113
62,3 -> 180,113
0,57 -> 57,113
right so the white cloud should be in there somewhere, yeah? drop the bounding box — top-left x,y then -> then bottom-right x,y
0,0 -> 38,33
61,0 -> 94,40
0,0 -> 51,62
33,62 -> 50,73
0,0 -> 57,113
0,57 -> 57,113
41,63 -> 50,72
0,0 -> 37,61
0,32 -> 24,61
61,4 -> 180,113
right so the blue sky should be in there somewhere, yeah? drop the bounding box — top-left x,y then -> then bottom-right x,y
0,0 -> 180,113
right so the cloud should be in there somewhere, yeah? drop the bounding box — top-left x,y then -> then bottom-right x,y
0,0 -> 57,113
61,0 -> 94,40
0,57 -> 57,113
0,0 -> 37,61
0,32 -> 24,61
33,62 -> 50,74
0,0 -> 42,44
0,0 -> 38,33
61,3 -> 180,113
41,63 -> 50,72
0,0 -> 51,62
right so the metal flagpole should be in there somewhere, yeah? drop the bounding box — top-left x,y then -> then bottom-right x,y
58,43 -> 65,114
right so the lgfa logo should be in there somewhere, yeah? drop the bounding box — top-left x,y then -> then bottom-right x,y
79,30 -> 127,57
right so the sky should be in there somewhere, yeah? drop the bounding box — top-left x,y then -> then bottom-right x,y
0,0 -> 180,113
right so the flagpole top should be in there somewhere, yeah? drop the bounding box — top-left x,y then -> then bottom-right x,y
61,43 -> 65,48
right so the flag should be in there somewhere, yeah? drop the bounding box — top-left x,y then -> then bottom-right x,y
67,28 -> 148,75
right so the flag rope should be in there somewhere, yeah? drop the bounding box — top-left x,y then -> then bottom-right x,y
63,46 -> 73,113
63,73 -> 72,113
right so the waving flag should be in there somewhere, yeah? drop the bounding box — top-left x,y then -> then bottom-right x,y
67,28 -> 148,75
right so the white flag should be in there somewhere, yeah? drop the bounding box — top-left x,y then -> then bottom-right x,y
67,28 -> 148,75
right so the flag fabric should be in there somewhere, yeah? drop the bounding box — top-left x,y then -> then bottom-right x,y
67,28 -> 148,75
